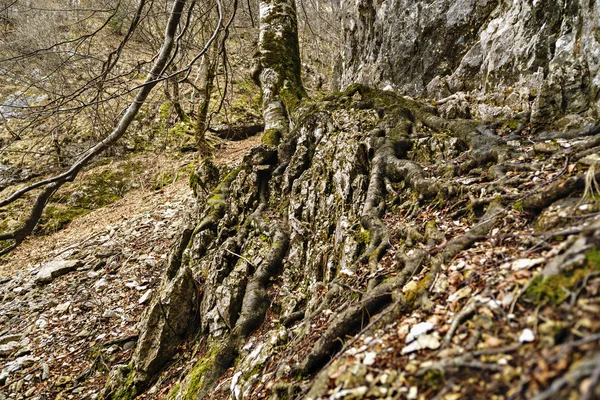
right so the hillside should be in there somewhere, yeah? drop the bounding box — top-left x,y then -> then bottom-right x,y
1,1 -> 600,400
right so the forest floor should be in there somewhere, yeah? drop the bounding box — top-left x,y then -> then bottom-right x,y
0,135 -> 261,399
1,97 -> 600,400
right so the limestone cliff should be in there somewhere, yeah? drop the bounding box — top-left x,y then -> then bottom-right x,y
338,0 -> 600,122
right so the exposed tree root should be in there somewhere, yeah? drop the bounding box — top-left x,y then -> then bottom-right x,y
107,84 -> 600,400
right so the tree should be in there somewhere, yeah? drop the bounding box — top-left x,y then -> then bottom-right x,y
0,0 -> 228,254
254,0 -> 305,144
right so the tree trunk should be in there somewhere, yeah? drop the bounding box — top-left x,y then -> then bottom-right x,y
195,49 -> 218,154
165,75 -> 188,123
256,0 -> 305,144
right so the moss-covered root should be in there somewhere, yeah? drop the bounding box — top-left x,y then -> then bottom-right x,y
195,166 -> 243,232
233,224 -> 289,338
297,205 -> 506,381
523,168 -> 600,211
175,223 -> 289,399
437,202 -> 505,264
173,339 -> 239,400
360,123 -> 447,282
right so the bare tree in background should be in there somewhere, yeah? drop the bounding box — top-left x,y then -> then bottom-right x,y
0,0 -> 227,254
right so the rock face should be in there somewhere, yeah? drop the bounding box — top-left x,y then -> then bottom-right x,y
132,266 -> 197,378
338,0 -> 600,121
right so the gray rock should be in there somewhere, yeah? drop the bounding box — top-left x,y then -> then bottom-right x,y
0,341 -> 19,357
123,341 -> 136,351
35,260 -> 82,284
94,278 -> 109,290
41,363 -> 49,380
339,0 -> 600,120
132,266 -> 196,376
0,355 -> 36,384
0,334 -> 21,345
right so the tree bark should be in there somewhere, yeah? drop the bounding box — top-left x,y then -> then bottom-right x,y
256,0 -> 305,144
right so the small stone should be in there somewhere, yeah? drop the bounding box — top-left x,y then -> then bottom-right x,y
432,274 -> 449,294
406,322 -> 434,343
407,386 -> 418,400
41,363 -> 49,380
401,340 -> 422,355
54,375 -> 71,387
13,286 -> 28,295
35,319 -> 47,330
501,258 -> 545,271
0,341 -> 20,357
519,328 -> 535,343
76,329 -> 91,338
417,334 -> 441,350
55,301 -> 71,314
329,386 -> 368,400
123,341 -> 136,351
94,278 -> 109,290
87,270 -> 100,279
138,289 -> 152,304
363,352 -> 376,366
35,260 -> 82,284
0,334 -> 21,345
447,286 -> 472,303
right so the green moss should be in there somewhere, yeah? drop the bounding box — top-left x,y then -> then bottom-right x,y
503,119 -> 521,131
181,345 -> 221,399
422,369 -> 445,391
513,200 -> 524,212
111,370 -> 138,400
404,275 -> 432,305
524,256 -> 600,305
154,162 -> 195,191
159,102 -> 172,121
355,229 -> 371,244
586,248 -> 600,269
168,121 -> 195,137
258,6 -> 306,113
36,205 -> 88,235
167,382 -> 181,399
261,128 -> 282,147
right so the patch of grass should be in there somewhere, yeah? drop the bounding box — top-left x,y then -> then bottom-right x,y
36,205 -> 88,235
586,247 -> 600,269
513,200 -> 524,212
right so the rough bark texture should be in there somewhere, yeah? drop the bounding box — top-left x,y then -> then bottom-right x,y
255,0 -> 305,143
101,3 -> 600,399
